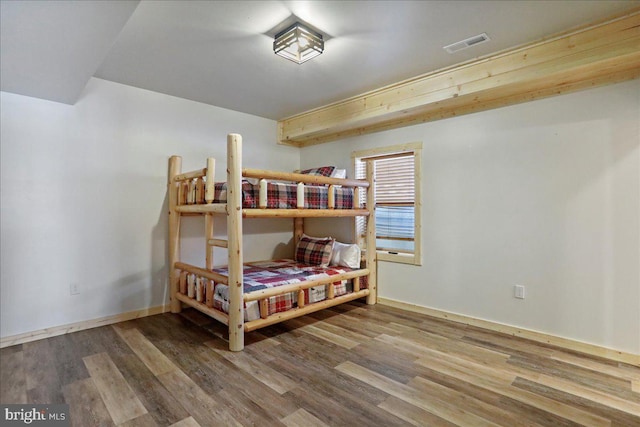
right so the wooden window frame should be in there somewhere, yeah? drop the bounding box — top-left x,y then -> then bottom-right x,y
352,142 -> 422,266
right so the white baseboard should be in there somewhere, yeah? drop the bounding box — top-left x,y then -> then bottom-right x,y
378,297 -> 639,366
4,299 -> 638,366
0,305 -> 170,349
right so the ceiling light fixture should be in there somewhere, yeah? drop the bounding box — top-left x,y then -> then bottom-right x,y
273,22 -> 324,64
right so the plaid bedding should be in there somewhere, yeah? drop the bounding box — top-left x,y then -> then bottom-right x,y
209,180 -> 354,209
299,166 -> 336,177
295,235 -> 334,267
211,180 -> 257,207
211,259 -> 367,321
262,182 -> 353,209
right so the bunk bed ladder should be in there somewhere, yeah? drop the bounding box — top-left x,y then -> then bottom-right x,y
207,238 -> 228,248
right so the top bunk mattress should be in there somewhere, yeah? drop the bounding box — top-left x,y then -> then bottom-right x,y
212,181 -> 354,209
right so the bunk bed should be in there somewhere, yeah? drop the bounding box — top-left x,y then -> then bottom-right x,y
168,133 -> 377,351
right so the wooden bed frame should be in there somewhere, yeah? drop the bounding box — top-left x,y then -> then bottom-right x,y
168,133 -> 377,351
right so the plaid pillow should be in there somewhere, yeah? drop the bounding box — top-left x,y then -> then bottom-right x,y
299,166 -> 336,177
295,235 -> 335,267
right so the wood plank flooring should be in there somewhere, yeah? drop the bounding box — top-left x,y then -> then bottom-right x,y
1,301 -> 638,426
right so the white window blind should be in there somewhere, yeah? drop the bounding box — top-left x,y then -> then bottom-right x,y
373,153 -> 415,206
355,152 -> 415,253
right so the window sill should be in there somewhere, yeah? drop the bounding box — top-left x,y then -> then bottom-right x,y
376,250 -> 421,266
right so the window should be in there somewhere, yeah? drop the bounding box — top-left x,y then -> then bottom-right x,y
353,142 -> 422,265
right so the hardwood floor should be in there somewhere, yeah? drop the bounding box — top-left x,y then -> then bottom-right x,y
1,301 -> 638,426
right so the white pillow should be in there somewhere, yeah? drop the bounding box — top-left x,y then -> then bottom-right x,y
331,168 -> 347,179
330,241 -> 361,269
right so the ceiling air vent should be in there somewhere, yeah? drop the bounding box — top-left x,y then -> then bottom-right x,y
443,33 -> 490,54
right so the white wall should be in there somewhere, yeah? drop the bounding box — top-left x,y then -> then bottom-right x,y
0,78 -> 300,338
301,80 -> 640,354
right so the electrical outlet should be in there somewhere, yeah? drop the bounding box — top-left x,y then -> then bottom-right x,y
514,285 -> 525,299
70,283 -> 80,295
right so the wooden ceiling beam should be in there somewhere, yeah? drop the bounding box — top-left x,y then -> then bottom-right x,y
278,10 -> 640,147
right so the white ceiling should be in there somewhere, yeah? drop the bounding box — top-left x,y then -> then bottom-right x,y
2,0 -> 638,120
0,0 -> 139,104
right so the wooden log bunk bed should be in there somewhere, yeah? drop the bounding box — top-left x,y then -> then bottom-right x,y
168,133 -> 377,351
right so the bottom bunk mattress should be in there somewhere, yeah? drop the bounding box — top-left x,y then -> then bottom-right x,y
212,259 -> 366,321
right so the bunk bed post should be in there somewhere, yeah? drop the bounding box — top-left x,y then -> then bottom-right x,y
168,155 -> 183,313
365,161 -> 377,305
205,158 -> 216,270
205,215 -> 214,269
205,213 -> 214,309
294,218 -> 304,246
205,158 -> 215,203
227,133 -> 244,351
204,157 -> 216,309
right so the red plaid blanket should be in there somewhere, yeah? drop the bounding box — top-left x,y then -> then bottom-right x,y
212,180 -> 256,207
262,182 -> 353,209
212,259 -> 367,320
211,181 -> 353,209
